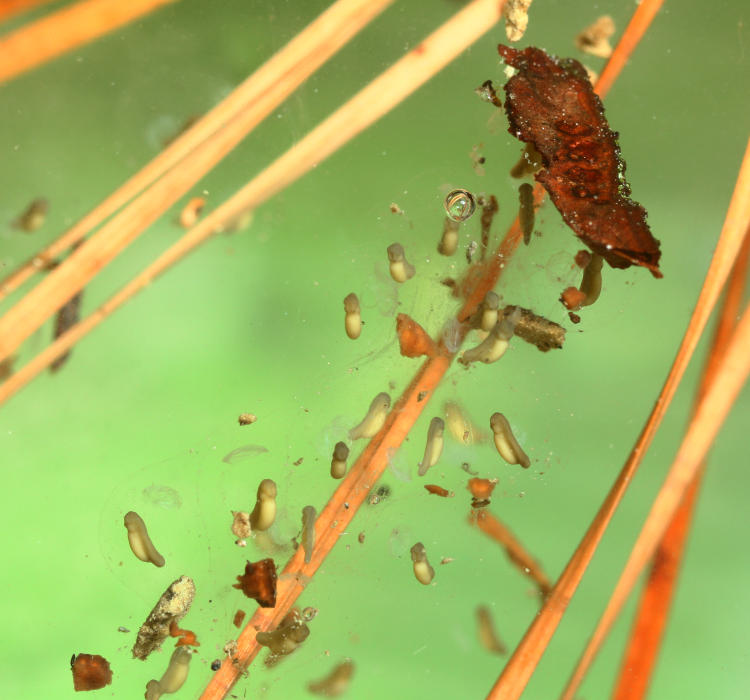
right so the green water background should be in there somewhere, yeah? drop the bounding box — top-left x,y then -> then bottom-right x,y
1,0 -> 749,698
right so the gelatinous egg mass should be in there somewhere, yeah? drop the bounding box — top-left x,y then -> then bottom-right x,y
444,189 -> 476,222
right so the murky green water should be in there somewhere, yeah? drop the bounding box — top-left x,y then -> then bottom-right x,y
1,1 -> 748,698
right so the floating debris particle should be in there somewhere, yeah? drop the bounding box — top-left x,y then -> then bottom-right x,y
142,484 -> 182,510
117,626 -> 130,633
233,558 -> 277,607
123,511 -> 165,567
210,659 -> 221,672
349,392 -> 391,440
474,80 -> 503,108
169,619 -> 199,648
440,557 -> 454,565
503,0 -> 533,42
343,293 -> 362,340
367,484 -> 391,506
389,202 -> 403,215
231,511 -> 251,544
560,287 -> 587,311
132,576 -> 196,660
222,444 -> 268,464
418,417 -> 445,476
410,542 -> 435,585
249,479 -> 277,532
308,659 -> 355,697
476,606 -> 508,655
444,189 -> 476,222
256,608 -> 310,667
490,413 -> 530,468
465,239 -> 478,263
396,313 -> 438,359
145,647 -> 192,700
467,477 -> 498,508
330,442 -> 350,479
461,462 -> 478,476
424,484 -> 452,498
178,196 -> 205,228
238,413 -> 257,426
575,15 -> 615,58
503,305 -> 566,352
12,197 -> 48,232
358,532 -> 365,544
233,610 -> 245,629
71,653 -> 112,691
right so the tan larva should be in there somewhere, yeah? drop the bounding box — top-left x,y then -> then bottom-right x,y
307,659 -> 355,697
145,647 -> 192,699
410,542 -> 435,585
438,217 -> 460,256
459,308 -> 521,366
124,511 -> 165,567
490,412 -> 530,468
343,293 -> 361,340
330,441 -> 350,479
418,417 -> 445,476
256,608 -> 310,667
386,242 -> 415,283
349,392 -> 391,440
249,479 -> 277,532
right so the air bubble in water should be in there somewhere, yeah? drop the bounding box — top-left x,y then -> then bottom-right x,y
444,189 -> 476,222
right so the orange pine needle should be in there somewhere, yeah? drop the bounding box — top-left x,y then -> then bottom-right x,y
469,509 -> 552,599
611,228 -> 750,700
0,0 -> 178,85
490,135 -> 750,700
0,0 -> 54,23
560,297 -> 750,700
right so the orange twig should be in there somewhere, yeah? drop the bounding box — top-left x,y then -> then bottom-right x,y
202,353 -> 453,697
0,0 -> 55,23
560,300 -> 750,700
0,0 -> 394,302
0,0 -> 504,406
489,135 -> 750,700
0,0 -> 178,85
469,509 -> 552,598
612,228 -> 750,700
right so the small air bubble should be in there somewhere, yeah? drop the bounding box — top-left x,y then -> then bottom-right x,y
444,189 -> 476,222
